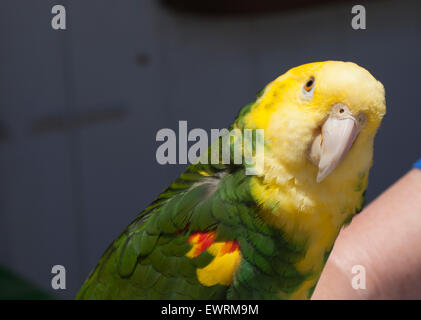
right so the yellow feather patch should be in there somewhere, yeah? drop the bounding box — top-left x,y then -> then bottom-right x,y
197,245 -> 241,286
186,231 -> 242,286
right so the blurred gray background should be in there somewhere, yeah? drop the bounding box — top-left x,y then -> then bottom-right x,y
0,0 -> 420,298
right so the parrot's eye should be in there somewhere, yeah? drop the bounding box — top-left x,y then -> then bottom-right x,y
302,76 -> 315,99
304,77 -> 315,92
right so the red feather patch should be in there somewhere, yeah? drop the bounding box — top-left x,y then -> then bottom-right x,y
187,230 -> 239,258
187,231 -> 216,257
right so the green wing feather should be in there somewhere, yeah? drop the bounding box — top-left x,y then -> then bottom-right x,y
76,98 -> 311,300
76,164 -> 309,299
76,162 -> 224,299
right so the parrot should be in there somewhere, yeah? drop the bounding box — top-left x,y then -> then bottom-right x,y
76,61 -> 386,300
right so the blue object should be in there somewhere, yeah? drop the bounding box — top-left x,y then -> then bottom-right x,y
414,158 -> 421,170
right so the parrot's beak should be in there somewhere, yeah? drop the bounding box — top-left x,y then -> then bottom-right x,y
309,103 -> 362,183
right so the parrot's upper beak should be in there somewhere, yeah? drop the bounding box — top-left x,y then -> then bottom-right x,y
309,103 -> 365,183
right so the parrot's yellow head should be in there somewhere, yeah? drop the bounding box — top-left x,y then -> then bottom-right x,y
237,61 -> 385,285
242,61 -> 386,190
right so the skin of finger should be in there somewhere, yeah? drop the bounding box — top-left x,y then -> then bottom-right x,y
312,169 -> 421,299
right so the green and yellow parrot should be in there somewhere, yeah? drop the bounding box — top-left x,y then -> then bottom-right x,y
76,61 -> 386,300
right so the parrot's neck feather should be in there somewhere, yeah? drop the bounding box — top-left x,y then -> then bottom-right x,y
249,146 -> 371,298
